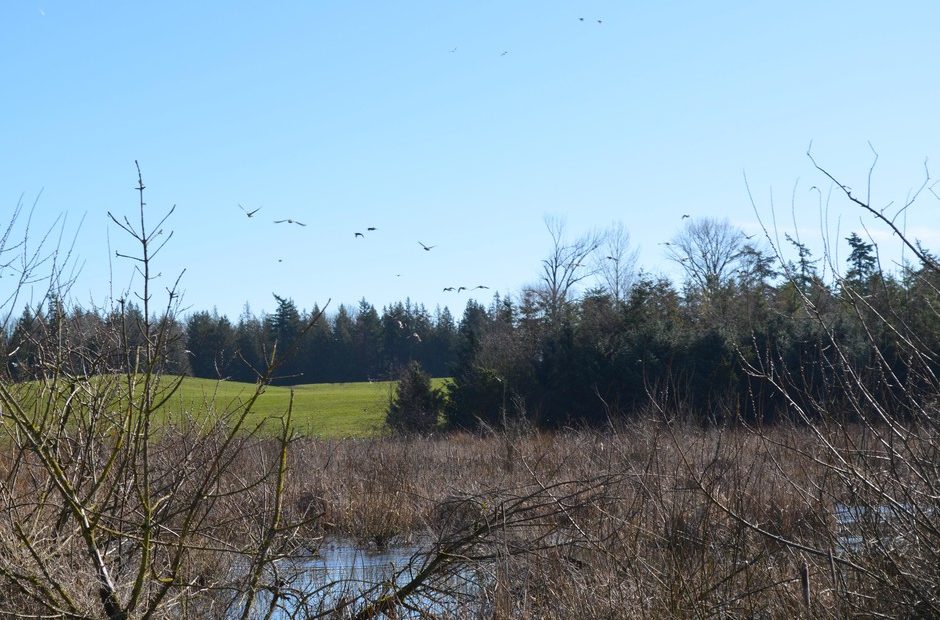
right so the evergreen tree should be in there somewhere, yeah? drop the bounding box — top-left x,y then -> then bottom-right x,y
331,304 -> 356,381
8,307 -> 40,380
386,360 -> 443,434
186,311 -> 236,378
267,295 -> 303,383
445,300 -> 502,429
381,301 -> 410,374
784,233 -> 818,292
299,303 -> 332,383
845,232 -> 877,288
232,305 -> 265,382
353,299 -> 384,380
734,245 -> 778,332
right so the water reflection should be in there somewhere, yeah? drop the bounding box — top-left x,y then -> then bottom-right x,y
833,502 -> 930,553
252,539 -> 482,619
833,503 -> 905,526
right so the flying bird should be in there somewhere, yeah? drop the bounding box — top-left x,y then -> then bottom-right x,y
443,287 -> 456,292
500,51 -> 509,56
606,256 -> 618,261
449,47 -> 458,53
473,285 -> 490,290
681,214 -> 690,219
578,17 -> 584,21
457,286 -> 467,293
275,219 -> 306,226
354,232 -> 364,238
396,320 -> 405,330
367,227 -> 377,231
418,241 -> 436,251
239,204 -> 261,218
411,332 -> 422,342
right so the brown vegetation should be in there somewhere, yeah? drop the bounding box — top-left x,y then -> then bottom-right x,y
276,417 -> 937,618
1,156 -> 936,618
4,417 -> 933,617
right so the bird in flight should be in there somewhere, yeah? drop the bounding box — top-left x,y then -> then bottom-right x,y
473,285 -> 490,290
418,241 -> 436,251
443,287 -> 456,292
449,47 -> 458,53
457,286 -> 467,293
681,214 -> 690,219
355,232 -> 364,238
606,256 -> 618,261
367,226 -> 377,231
275,219 -> 306,226
578,17 -> 584,21
239,204 -> 261,218
396,320 -> 405,330
500,51 -> 509,56
410,332 -> 422,342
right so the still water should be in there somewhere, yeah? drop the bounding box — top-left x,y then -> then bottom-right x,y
833,502 -> 928,553
248,538 -> 483,619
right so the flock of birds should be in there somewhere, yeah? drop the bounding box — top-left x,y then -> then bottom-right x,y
448,16 -> 604,57
237,204 -> 491,325
243,201 -> 750,321
231,15 -> 609,310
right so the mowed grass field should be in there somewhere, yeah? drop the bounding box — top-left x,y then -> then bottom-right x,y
159,376 -> 451,437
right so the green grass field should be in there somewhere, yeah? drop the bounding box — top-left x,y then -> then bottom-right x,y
159,376 -> 451,437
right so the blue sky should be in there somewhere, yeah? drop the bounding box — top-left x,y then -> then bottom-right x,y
3,2 -> 938,319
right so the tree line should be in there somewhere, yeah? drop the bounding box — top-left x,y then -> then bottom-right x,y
4,217 -> 939,430
3,296 -> 458,385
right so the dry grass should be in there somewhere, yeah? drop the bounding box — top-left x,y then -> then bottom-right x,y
3,402 -> 935,617
234,416 -> 934,618
1,366 -> 935,618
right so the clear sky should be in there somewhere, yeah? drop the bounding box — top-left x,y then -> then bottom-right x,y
3,2 -> 939,319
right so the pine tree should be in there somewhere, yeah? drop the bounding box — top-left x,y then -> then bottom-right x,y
386,361 -> 443,434
846,232 -> 877,288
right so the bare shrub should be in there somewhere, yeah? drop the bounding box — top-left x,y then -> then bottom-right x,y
0,166 -> 328,619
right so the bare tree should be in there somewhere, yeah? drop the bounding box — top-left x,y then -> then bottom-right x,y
533,215 -> 601,321
666,217 -> 746,295
688,150 -> 940,616
0,164 -> 328,619
595,221 -> 639,304
0,193 -> 79,337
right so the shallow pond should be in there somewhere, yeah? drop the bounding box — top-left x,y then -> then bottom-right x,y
833,502 -> 932,553
250,538 -> 483,619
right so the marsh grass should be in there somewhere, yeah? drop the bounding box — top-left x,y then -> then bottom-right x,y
2,330 -> 935,618
2,302 -> 934,619
2,156 -> 936,618
228,416 -> 932,618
